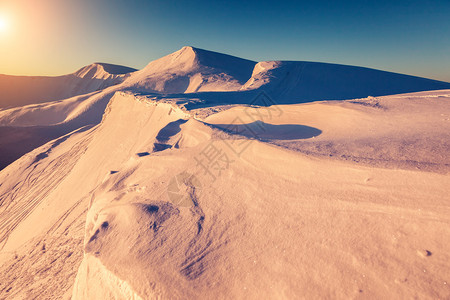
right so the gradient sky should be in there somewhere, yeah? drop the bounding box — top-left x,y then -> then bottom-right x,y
1,0 -> 449,81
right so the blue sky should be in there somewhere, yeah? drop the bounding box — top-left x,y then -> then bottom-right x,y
1,0 -> 449,81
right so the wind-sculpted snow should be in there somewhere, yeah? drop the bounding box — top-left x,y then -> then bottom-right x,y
0,47 -> 450,299
72,91 -> 450,298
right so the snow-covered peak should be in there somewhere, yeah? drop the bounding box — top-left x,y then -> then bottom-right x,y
241,60 -> 450,102
123,46 -> 256,93
139,46 -> 198,74
74,63 -> 137,80
0,63 -> 137,109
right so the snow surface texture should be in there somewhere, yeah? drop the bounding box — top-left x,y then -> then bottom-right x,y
0,47 -> 450,299
1,46 -> 448,171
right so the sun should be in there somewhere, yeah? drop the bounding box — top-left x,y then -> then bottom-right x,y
0,15 -> 9,34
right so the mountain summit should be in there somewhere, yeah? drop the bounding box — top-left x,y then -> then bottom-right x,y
123,46 -> 450,102
74,63 -> 137,79
0,63 -> 136,109
123,46 -> 257,93
2,47 -> 449,108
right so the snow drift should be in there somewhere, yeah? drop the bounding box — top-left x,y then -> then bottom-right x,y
0,47 -> 450,299
1,90 -> 449,299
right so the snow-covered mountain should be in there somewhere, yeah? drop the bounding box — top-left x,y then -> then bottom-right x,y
0,63 -> 137,109
123,46 -> 450,101
242,60 -> 450,102
1,46 -> 448,171
123,46 -> 256,93
0,47 -> 450,299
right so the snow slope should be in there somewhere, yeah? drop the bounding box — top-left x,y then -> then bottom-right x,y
0,86 -> 120,170
1,90 -> 449,299
0,63 -> 137,109
1,47 -> 450,299
0,63 -> 137,170
241,61 -> 450,102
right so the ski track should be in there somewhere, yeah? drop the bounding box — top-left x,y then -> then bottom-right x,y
0,130 -> 94,250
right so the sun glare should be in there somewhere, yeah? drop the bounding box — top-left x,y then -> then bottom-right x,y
0,15 -> 9,34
